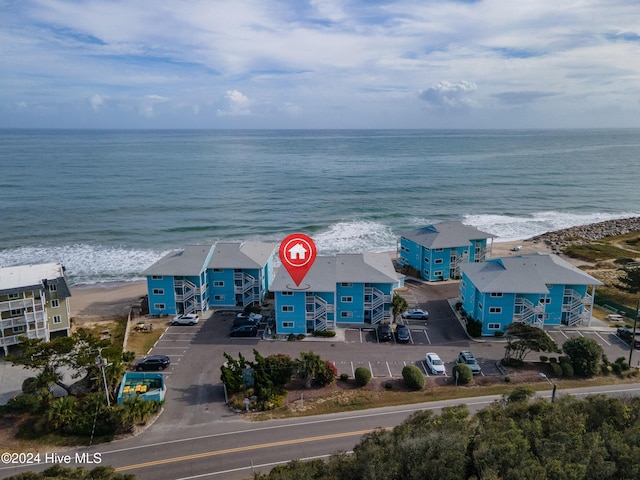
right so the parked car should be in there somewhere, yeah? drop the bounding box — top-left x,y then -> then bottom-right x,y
617,327 -> 640,349
135,355 -> 170,371
377,323 -> 392,342
457,350 -> 482,374
170,313 -> 199,326
233,314 -> 263,327
396,324 -> 410,343
403,308 -> 429,320
236,312 -> 263,322
230,324 -> 258,337
605,314 -> 624,322
425,352 -> 446,375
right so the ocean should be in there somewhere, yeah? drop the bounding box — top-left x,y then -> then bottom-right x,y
1,129 -> 640,285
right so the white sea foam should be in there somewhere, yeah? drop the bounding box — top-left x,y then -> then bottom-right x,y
313,221 -> 398,255
463,211 -> 640,242
0,244 -> 167,286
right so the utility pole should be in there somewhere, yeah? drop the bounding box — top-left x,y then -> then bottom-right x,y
629,298 -> 639,367
96,348 -> 111,407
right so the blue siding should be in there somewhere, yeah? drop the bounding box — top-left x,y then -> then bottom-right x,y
208,269 -> 236,306
336,283 -> 364,323
146,276 -> 176,315
275,292 -> 307,334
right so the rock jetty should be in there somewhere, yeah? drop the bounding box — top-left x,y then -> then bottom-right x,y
530,217 -> 640,253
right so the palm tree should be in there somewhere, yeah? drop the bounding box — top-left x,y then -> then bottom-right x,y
391,293 -> 408,323
297,351 -> 325,389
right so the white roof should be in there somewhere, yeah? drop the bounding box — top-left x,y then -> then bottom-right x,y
142,245 -> 213,276
401,221 -> 497,249
271,252 -> 400,292
0,263 -> 66,291
208,242 -> 277,269
460,253 -> 603,294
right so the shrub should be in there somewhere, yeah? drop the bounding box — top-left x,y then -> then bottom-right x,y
466,317 -> 483,337
549,357 -> 558,363
558,356 -> 571,365
614,357 -> 630,371
402,365 -> 425,391
312,330 -> 336,337
539,356 -> 549,363
550,362 -> 563,376
21,377 -> 40,395
494,331 -> 504,337
315,361 -> 338,386
561,362 -> 574,377
354,367 -> 372,387
452,364 -> 473,385
339,373 -> 349,381
6,393 -> 41,414
504,386 -> 535,403
385,382 -> 393,390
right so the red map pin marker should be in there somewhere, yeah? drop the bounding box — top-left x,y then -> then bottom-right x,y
279,233 -> 317,286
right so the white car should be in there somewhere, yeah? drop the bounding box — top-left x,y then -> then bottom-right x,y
236,312 -> 263,322
403,308 -> 429,320
425,352 -> 446,375
171,313 -> 199,326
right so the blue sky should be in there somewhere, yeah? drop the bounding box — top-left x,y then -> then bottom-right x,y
2,0 -> 639,129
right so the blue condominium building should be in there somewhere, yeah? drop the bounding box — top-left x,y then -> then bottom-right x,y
271,253 -> 404,335
459,253 -> 603,336
398,221 -> 497,281
142,242 -> 277,315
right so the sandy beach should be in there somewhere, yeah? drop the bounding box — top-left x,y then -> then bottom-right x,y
68,238 -> 552,322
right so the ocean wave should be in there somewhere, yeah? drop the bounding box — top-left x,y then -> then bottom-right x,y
313,221 -> 397,254
463,211 -> 640,242
0,244 -> 168,286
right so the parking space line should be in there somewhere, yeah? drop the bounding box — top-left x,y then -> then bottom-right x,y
368,362 -> 373,376
351,361 -> 355,377
423,329 -> 431,344
386,362 -> 392,377
594,331 -> 611,346
421,361 -> 429,376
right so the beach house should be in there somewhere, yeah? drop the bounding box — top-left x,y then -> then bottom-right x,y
143,245 -> 214,316
398,221 -> 497,281
207,241 -> 277,308
0,263 -> 71,355
270,253 -> 404,335
142,242 -> 277,315
458,253 -> 603,336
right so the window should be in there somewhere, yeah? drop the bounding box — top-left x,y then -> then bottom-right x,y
435,248 -> 444,252
479,302 -> 483,310
282,306 -> 294,312
434,259 -> 443,264
341,311 -> 353,318
490,293 -> 503,297
8,293 -> 20,299
152,288 -> 164,295
434,271 -> 442,277
489,307 -> 502,314
488,323 -> 500,330
424,269 -> 430,276
152,275 -> 163,280
214,295 -> 224,301
213,268 -> 223,272
53,315 -> 62,324
153,303 -> 166,310
13,325 -> 25,333
10,308 -> 22,316
213,281 -> 224,287
539,298 -> 551,304
424,258 -> 429,263
341,296 -> 353,303
281,291 -> 293,296
49,284 -> 57,292
341,282 -> 352,287
51,299 -> 60,308
282,322 -> 294,328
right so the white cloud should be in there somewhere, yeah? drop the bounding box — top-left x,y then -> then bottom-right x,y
1,0 -> 640,127
418,81 -> 478,108
89,94 -> 106,111
216,89 -> 251,117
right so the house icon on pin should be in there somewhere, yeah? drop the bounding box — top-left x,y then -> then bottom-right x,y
288,242 -> 308,261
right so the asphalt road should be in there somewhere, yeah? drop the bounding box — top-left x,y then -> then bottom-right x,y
3,383 -> 640,480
